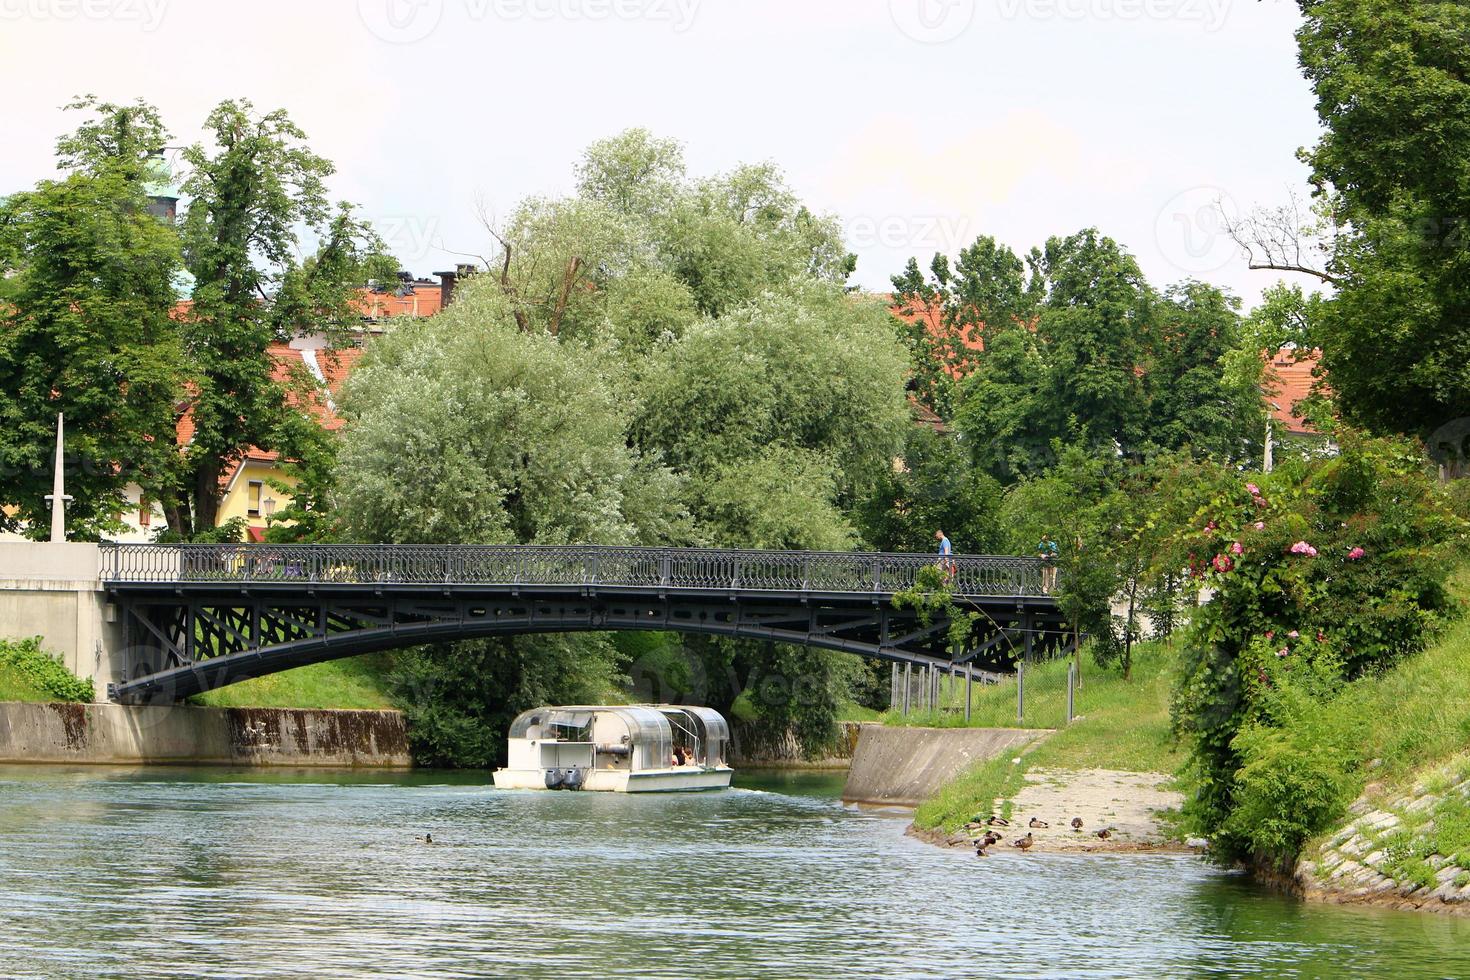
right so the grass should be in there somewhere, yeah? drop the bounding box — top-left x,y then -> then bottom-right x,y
912,642 -> 1187,832
0,662 -> 52,701
0,637 -> 94,702
1320,565 -> 1470,792
188,654 -> 395,710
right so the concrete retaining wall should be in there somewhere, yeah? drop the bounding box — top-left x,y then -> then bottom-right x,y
732,720 -> 861,768
841,724 -> 1049,806
0,542 -> 123,700
0,702 -> 412,767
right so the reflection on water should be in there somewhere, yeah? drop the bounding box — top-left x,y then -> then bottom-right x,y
0,766 -> 1466,978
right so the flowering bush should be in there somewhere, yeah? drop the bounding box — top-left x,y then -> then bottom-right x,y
1172,434 -> 1464,866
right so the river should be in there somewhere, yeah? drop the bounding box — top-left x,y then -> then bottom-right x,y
0,766 -> 1466,978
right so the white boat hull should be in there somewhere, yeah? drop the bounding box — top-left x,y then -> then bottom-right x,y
493,766 -> 733,793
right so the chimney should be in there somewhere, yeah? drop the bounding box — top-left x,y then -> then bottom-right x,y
435,264 -> 478,310
434,270 -> 456,309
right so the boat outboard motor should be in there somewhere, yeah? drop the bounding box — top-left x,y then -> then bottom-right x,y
562,767 -> 586,791
544,768 -> 565,790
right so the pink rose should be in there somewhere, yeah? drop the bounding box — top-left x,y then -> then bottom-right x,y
1347,547 -> 1366,561
1287,630 -> 1299,639
1253,522 -> 1265,531
1212,554 -> 1235,573
1277,649 -> 1288,658
1290,541 -> 1316,556
1230,541 -> 1244,556
1246,483 -> 1261,496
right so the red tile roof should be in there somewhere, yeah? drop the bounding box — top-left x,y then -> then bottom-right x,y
887,295 -> 986,379
1264,347 -> 1325,436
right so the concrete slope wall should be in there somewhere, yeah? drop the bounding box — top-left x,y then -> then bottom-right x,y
0,702 -> 411,767
842,724 -> 1049,806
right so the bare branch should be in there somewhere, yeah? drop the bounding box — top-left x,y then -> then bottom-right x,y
1218,188 -> 1340,285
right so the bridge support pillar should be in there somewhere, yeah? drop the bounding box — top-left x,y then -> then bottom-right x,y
0,543 -> 130,703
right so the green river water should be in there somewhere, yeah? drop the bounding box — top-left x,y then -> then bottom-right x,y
0,766 -> 1466,978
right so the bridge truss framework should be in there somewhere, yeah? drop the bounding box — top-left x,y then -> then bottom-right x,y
100,544 -> 1073,704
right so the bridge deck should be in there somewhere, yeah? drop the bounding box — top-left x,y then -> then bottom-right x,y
100,544 -> 1053,601
97,545 -> 1066,705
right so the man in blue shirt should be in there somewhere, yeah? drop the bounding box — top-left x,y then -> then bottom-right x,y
935,529 -> 955,578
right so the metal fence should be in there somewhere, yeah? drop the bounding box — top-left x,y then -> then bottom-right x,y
99,544 -> 1048,598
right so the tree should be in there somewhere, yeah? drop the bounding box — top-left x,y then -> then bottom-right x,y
1145,281 -> 1253,461
890,236 -> 1041,418
163,99 -> 350,537
1285,0 -> 1470,438
633,283 -> 911,519
337,284 -> 687,546
0,99 -> 182,537
858,425 -> 1006,555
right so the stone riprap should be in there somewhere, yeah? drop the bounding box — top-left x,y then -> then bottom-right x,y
1297,762 -> 1470,915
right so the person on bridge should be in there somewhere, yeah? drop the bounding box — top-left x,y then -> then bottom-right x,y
1037,535 -> 1059,593
935,529 -> 955,579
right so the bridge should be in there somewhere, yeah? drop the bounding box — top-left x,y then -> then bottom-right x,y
91,543 -> 1068,704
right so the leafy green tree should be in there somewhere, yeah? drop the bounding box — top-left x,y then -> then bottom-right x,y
858,425 -> 1005,555
164,99 -> 357,537
1291,0 -> 1470,438
890,236 -> 1040,418
635,283 -> 910,517
0,99 -> 182,537
1145,281 -> 1253,460
337,284 -> 687,546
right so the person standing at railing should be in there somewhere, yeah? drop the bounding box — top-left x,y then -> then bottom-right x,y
935,529 -> 955,579
1037,535 -> 1059,593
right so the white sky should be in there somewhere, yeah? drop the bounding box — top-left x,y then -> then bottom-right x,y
1,0 -> 1322,305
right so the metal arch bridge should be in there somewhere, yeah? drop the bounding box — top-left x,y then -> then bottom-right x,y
100,544 -> 1069,704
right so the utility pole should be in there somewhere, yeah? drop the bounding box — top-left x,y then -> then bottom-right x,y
43,413 -> 72,543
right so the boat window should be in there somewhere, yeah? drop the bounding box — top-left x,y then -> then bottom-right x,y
668,706 -> 730,766
614,707 -> 673,770
508,708 -> 547,739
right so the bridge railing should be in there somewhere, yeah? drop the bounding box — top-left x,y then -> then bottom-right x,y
98,544 -> 1049,598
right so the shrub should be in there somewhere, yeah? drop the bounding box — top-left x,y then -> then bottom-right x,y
0,637 -> 94,702
1172,433 -> 1465,863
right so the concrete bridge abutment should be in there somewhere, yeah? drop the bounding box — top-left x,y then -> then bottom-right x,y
0,542 -> 129,702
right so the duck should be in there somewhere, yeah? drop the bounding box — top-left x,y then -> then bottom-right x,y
1028,817 -> 1049,829
1071,817 -> 1084,832
986,815 -> 1010,827
1011,833 -> 1034,850
981,831 -> 1002,847
417,833 -> 437,845
1095,828 -> 1112,840
974,842 -> 989,857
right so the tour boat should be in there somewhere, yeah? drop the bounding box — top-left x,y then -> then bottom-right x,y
492,704 -> 734,793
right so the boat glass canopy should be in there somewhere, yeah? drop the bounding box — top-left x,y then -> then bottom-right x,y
508,708 -> 595,741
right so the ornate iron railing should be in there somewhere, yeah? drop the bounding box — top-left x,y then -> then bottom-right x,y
99,544 -> 1049,598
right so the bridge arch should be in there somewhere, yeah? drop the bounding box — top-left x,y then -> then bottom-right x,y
101,544 -> 1070,704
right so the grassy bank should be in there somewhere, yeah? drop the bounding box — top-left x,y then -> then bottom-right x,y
0,637 -> 94,702
1319,567 -> 1470,793
912,642 -> 1184,832
0,663 -> 51,701
188,654 -> 396,710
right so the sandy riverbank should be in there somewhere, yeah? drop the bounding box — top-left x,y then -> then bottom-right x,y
909,766 -> 1198,855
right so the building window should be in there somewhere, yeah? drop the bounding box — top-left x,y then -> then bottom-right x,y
247,481 -> 263,517
139,496 -> 151,528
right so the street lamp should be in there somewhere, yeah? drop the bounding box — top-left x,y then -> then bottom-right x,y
263,497 -> 276,518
